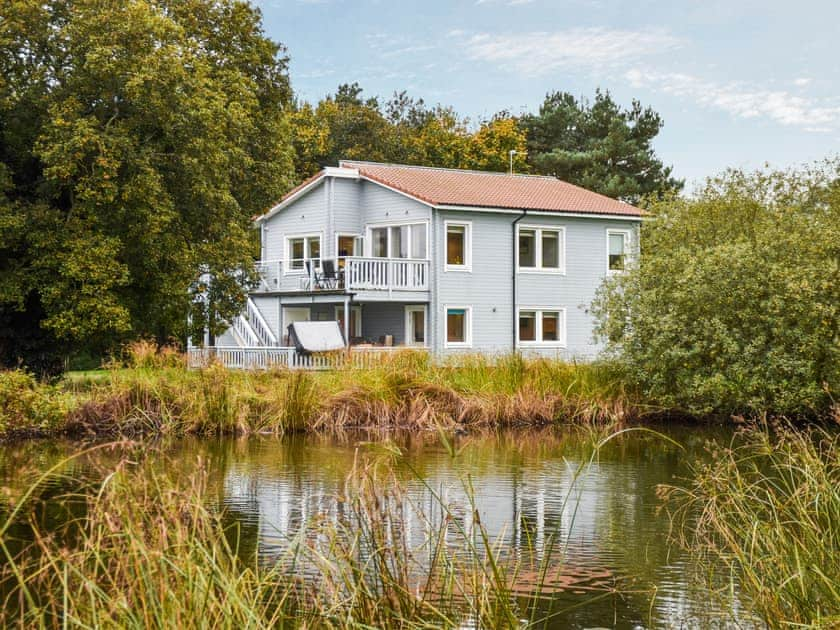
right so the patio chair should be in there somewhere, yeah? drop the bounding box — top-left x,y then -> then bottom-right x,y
315,259 -> 343,290
300,260 -> 314,290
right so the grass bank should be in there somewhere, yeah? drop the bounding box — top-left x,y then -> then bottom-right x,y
661,423 -> 840,628
1,343 -> 645,440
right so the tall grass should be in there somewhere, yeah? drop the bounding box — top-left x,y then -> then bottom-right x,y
0,440 -> 619,628
661,422 -> 840,628
1,344 -> 643,439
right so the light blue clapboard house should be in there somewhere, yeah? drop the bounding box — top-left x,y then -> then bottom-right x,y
196,161 -> 641,368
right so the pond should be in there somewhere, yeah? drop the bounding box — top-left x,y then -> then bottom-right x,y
0,424 -> 760,629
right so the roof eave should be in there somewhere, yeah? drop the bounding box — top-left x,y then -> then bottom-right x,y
432,203 -> 643,220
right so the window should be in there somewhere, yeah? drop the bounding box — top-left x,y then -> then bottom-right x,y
372,227 -> 388,258
445,221 -> 471,270
368,223 -> 428,259
519,230 -> 536,267
607,230 -> 630,273
517,308 -> 566,346
517,226 -> 564,272
542,232 -> 560,269
405,305 -> 426,347
287,234 -> 321,271
411,225 -> 427,259
445,306 -> 471,347
519,310 -> 536,342
337,234 -> 362,269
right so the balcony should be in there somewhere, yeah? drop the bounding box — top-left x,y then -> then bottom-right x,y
254,257 -> 430,296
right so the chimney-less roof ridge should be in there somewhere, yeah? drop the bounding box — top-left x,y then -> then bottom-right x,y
339,159 -> 559,181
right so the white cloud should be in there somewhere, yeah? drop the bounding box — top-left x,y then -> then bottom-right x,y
457,28 -> 681,77
793,77 -> 812,86
625,68 -> 840,131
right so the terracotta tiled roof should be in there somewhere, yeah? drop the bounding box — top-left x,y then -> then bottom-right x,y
340,161 -> 641,217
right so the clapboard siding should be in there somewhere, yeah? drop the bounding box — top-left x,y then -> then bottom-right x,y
262,182 -> 328,261
434,210 -> 514,357
516,216 -> 637,358
360,180 -> 431,227
361,302 -> 407,345
434,210 -> 639,359
331,178 -> 362,254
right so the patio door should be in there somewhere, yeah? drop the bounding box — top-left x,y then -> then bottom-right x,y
337,234 -> 362,269
335,305 -> 362,340
405,305 -> 427,347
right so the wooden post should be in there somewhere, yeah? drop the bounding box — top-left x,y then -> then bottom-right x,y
343,296 -> 350,348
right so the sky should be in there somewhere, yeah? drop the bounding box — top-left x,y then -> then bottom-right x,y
254,0 -> 840,188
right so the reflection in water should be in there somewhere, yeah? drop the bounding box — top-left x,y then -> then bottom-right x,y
0,427 -> 760,629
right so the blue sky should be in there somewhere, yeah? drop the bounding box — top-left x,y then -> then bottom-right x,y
254,0 -> 840,187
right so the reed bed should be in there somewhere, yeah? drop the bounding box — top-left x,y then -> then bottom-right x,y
660,422 -> 840,628
1,343 -> 643,439
0,442 -> 589,629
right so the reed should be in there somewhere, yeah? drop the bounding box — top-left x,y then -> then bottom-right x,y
1,347 -> 643,440
660,422 -> 840,628
0,441 -> 602,629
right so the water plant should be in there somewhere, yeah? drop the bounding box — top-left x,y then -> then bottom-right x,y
0,437 -> 636,628
661,422 -> 840,628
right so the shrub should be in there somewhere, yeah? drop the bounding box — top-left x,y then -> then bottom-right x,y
593,164 -> 840,417
0,370 -> 68,433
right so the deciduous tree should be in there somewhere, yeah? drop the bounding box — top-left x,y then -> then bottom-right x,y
0,0 -> 295,371
592,163 -> 840,416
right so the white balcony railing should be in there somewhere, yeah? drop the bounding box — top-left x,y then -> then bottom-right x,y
344,257 -> 428,291
253,257 -> 429,294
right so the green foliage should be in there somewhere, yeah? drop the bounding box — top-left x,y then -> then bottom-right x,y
0,0 -> 295,362
592,163 -> 840,416
0,370 -> 68,432
291,83 -> 528,180
521,90 -> 682,203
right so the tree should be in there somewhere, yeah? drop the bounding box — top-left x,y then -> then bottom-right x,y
591,163 -> 840,416
291,83 -> 392,180
521,90 -> 682,203
292,84 -> 530,179
0,0 -> 295,371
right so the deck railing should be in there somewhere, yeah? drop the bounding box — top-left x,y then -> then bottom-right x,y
245,297 -> 278,346
188,346 -> 413,370
253,257 -> 429,293
343,257 -> 428,291
231,315 -> 260,347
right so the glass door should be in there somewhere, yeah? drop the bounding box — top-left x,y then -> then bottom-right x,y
405,306 -> 426,347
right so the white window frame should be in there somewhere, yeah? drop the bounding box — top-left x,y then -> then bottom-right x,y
364,220 -> 430,260
284,232 -> 323,275
606,228 -> 632,275
444,220 -> 472,272
444,305 -> 472,348
404,305 -> 428,348
334,305 -> 362,338
516,224 -> 565,274
516,307 -> 567,348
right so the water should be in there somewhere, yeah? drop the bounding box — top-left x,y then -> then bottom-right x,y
0,425 -> 760,629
